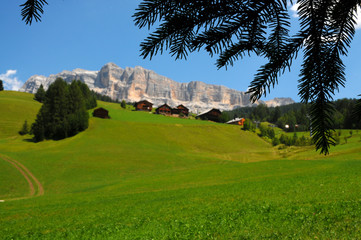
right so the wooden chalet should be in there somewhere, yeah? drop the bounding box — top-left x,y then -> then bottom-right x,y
93,107 -> 110,119
196,108 -> 222,122
174,105 -> 189,116
226,118 -> 245,126
156,104 -> 172,115
135,100 -> 153,111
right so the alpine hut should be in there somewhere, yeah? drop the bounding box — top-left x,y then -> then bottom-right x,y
174,105 -> 189,116
93,107 -> 110,119
156,104 -> 172,115
135,100 -> 153,111
196,108 -> 222,122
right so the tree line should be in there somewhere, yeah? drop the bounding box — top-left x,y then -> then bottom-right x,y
31,78 -> 97,142
223,100 -> 361,132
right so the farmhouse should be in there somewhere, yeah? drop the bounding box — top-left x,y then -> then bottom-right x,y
135,100 -> 153,111
226,118 -> 245,126
93,107 -> 110,119
196,108 -> 222,122
156,104 -> 172,115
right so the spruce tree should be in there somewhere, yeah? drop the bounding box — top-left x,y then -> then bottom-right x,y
34,84 -> 46,102
0,80 -> 4,91
75,80 -> 97,109
32,78 -> 70,141
68,81 -> 89,135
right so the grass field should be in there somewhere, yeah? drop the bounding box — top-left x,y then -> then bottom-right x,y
1,91 -> 361,239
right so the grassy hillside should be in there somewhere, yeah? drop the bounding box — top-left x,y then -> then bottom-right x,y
1,91 -> 361,239
0,91 -> 41,139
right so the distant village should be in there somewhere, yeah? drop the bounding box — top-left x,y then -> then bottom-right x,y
93,99 -> 245,126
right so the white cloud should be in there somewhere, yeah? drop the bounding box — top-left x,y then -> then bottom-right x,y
0,70 -> 23,91
289,2 -> 300,18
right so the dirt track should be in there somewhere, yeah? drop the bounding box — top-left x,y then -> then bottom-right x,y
0,154 -> 44,201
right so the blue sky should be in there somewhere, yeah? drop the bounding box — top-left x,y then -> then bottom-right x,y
1,1 -> 360,102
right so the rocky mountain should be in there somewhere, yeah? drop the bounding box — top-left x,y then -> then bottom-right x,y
20,63 -> 294,113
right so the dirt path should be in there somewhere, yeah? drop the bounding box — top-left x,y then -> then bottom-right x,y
0,154 -> 44,201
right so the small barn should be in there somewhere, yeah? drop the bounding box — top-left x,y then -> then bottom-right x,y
196,108 -> 222,122
226,118 -> 245,126
135,100 -> 153,111
93,107 -> 110,119
156,104 -> 172,115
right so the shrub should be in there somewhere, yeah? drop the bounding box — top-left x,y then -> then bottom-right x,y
272,137 -> 280,146
121,100 -> 126,109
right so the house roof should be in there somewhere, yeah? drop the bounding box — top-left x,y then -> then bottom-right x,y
156,103 -> 172,109
226,118 -> 244,124
94,107 -> 108,113
136,100 -> 153,105
196,108 -> 221,117
177,104 -> 189,110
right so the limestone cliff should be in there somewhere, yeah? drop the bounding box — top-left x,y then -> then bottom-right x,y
20,63 -> 294,113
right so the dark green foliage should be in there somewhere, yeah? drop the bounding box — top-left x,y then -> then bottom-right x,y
0,79 -> 3,91
91,90 -> 118,103
31,78 -> 90,142
121,100 -> 126,109
134,0 -> 361,154
354,95 -> 361,120
242,119 -> 255,132
271,106 -> 281,123
223,103 -> 310,132
252,104 -> 269,121
272,137 -> 280,146
71,80 -> 97,109
34,84 -> 46,103
220,112 -> 231,123
18,120 -> 29,135
68,81 -> 89,134
333,98 -> 361,129
259,125 -> 275,139
225,99 -> 361,133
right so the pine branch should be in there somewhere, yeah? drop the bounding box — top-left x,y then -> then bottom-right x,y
20,0 -> 48,25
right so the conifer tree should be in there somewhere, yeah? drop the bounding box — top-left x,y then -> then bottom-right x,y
34,84 -> 46,102
68,81 -> 89,135
0,80 -> 4,91
74,80 -> 97,109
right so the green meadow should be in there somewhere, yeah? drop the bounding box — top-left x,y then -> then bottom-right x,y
1,91 -> 361,239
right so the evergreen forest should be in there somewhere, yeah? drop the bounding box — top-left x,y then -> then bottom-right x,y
31,78 -> 97,142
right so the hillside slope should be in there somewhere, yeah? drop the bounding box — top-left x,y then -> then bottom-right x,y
1,91 -> 361,239
0,91 -> 41,139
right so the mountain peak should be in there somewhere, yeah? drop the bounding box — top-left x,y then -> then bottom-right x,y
20,64 -> 294,112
